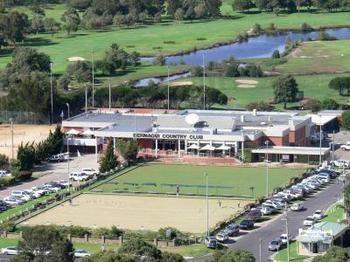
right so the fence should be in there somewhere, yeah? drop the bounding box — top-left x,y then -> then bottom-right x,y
0,111 -> 48,124
1,231 -> 199,248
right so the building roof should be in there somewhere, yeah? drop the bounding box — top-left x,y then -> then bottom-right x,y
252,146 -> 330,156
297,222 -> 347,244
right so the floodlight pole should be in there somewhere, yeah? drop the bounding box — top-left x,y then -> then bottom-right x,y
109,78 -> 112,111
167,65 -> 170,111
50,62 -> 54,125
85,85 -> 88,113
65,103 -> 70,119
203,54 -> 206,110
205,172 -> 209,236
285,205 -> 290,262
67,134 -> 72,204
91,49 -> 95,108
319,114 -> 322,166
265,140 -> 269,198
10,118 -> 14,160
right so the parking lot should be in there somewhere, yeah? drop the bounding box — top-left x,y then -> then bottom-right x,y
0,154 -> 98,198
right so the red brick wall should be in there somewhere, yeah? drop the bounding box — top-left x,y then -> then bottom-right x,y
138,139 -> 153,149
290,126 -> 306,146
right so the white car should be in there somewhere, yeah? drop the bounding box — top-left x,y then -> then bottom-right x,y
215,232 -> 229,242
1,246 -> 18,255
70,172 -> 89,182
42,184 -> 60,193
3,196 -> 23,206
303,216 -> 316,226
331,160 -> 349,168
291,202 -> 304,211
261,206 -> 273,215
74,249 -> 91,258
280,234 -> 289,245
341,142 -> 350,151
81,168 -> 99,177
11,190 -> 31,201
313,210 -> 325,220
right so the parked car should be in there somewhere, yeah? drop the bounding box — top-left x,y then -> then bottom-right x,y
303,216 -> 316,226
313,210 -> 325,220
247,208 -> 262,221
225,223 -> 240,236
280,234 -> 289,245
32,186 -> 50,195
42,184 -> 61,193
239,219 -> 254,230
3,196 -> 24,206
340,142 -> 350,151
268,239 -> 282,251
74,249 -> 91,258
216,231 -> 229,242
81,168 -> 99,177
204,236 -> 218,248
1,246 -> 18,255
23,190 -> 41,199
331,160 -> 349,168
11,190 -> 31,201
70,172 -> 89,182
261,206 -> 273,215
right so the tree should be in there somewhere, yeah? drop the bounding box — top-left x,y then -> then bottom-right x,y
211,249 -> 255,262
86,251 -> 134,262
61,8 -> 80,35
0,154 -> 9,170
17,143 -> 35,171
246,101 -> 274,111
0,11 -> 29,45
322,98 -> 339,110
273,75 -> 299,109
300,98 -> 321,112
99,140 -> 118,173
232,0 -> 254,12
68,0 -> 92,11
153,54 -> 166,66
161,252 -> 185,262
194,3 -> 207,18
31,14 -> 44,34
116,139 -> 139,163
119,238 -> 162,261
66,61 -> 92,83
313,246 -> 350,262
342,110 -> 350,130
329,77 -> 350,96
271,50 -> 280,59
15,225 -> 74,262
174,8 -> 184,21
43,17 -> 61,35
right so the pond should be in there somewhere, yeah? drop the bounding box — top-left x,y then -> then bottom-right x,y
136,27 -> 350,86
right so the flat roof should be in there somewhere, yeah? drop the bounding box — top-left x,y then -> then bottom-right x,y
252,146 -> 330,156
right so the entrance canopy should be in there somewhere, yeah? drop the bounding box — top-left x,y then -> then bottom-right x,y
252,146 -> 330,156
200,144 -> 216,151
188,144 -> 199,150
217,144 -> 231,150
66,129 -> 80,136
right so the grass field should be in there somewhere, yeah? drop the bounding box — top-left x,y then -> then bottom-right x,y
276,40 -> 350,74
2,6 -> 350,72
21,194 -> 251,233
92,164 -> 303,198
187,73 -> 350,108
274,241 -> 307,262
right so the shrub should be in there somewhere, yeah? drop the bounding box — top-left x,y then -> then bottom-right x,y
301,98 -> 321,112
342,110 -> 350,130
318,30 -> 337,41
271,50 -> 280,59
252,23 -> 262,34
322,98 -> 339,110
246,101 -> 274,111
301,22 -> 313,32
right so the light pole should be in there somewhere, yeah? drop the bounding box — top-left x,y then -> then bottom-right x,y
109,78 -> 112,111
9,118 -> 14,160
283,205 -> 290,262
202,54 -> 206,110
66,134 -> 72,204
167,65 -> 170,111
91,49 -> 95,108
85,85 -> 88,113
265,140 -> 269,198
65,103 -> 70,119
50,62 -> 54,125
318,114 -> 322,165
205,172 -> 209,236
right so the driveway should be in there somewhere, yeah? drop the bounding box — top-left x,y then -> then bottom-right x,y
0,154 -> 98,198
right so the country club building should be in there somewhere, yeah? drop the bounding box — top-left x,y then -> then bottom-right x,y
62,108 -> 340,164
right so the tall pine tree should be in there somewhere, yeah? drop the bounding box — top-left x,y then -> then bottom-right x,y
99,140 -> 118,173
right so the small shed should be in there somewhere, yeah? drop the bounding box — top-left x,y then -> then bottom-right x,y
296,222 -> 348,256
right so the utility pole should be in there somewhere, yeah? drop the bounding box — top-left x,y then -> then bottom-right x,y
205,172 -> 209,236
65,103 -> 70,119
265,140 -> 269,198
91,49 -> 95,108
332,130 -> 335,161
50,62 -> 54,125
202,54 -> 206,110
167,65 -> 170,111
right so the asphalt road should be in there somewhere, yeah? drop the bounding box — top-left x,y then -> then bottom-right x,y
227,179 -> 343,261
